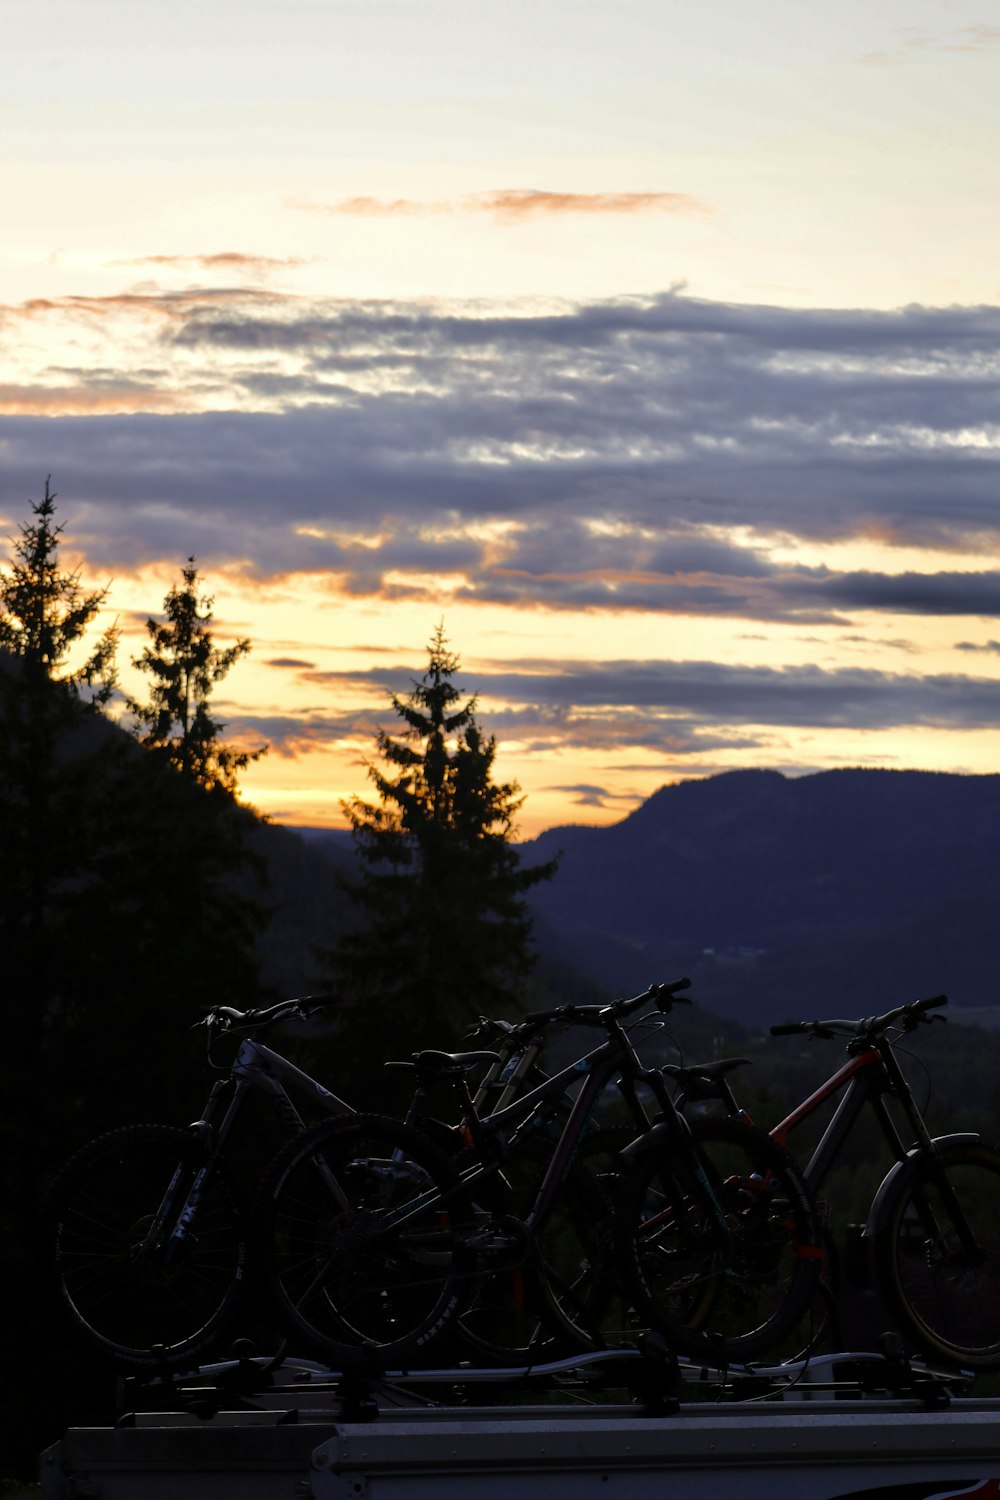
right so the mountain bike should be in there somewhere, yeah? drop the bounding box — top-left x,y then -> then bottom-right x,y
256,981 -> 822,1373
401,1004 -> 668,1366
47,995 -> 356,1370
671,992 -> 1000,1371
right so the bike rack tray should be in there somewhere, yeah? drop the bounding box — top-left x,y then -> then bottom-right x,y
41,1384 -> 1000,1500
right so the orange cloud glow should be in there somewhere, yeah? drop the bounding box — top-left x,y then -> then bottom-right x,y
476,189 -> 712,218
308,196 -> 446,216
8,286 -> 288,326
116,253 -> 312,275
860,23 -> 1000,64
0,384 -> 184,415
292,188 -> 712,219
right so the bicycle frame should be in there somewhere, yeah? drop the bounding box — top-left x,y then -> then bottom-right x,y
751,998 -> 990,1283
767,1039 -> 937,1198
192,1035 -> 356,1157
160,1026 -> 357,1253
391,1014 -> 692,1247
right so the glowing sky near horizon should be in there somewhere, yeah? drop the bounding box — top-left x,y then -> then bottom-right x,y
4,0 -> 1000,836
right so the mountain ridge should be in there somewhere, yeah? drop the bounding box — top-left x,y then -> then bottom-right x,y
516,768 -> 1000,1026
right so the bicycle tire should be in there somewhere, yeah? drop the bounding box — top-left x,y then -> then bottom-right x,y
872,1137 -> 1000,1371
48,1123 -> 247,1370
452,1126 -> 634,1366
257,1113 -> 476,1371
616,1117 -> 822,1362
530,1125 -> 641,1354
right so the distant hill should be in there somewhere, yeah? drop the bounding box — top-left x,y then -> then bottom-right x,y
518,768 -> 1000,1028
246,821 -> 355,996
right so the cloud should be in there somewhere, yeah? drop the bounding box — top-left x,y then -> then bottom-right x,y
291,195 -> 457,217
861,24 -> 1000,64
300,657 -> 1000,756
477,190 -> 712,219
5,288 -> 1000,626
205,652 -> 1000,795
291,189 -> 711,219
114,253 -> 313,279
219,711 -> 367,757
6,284 -> 289,333
955,640 -> 1000,655
545,782 -> 640,809
0,382 -> 183,416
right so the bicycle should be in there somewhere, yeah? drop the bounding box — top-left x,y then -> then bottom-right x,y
47,995 -> 356,1370
256,981 -> 822,1373
670,992 -> 1000,1371
408,1008 -> 657,1367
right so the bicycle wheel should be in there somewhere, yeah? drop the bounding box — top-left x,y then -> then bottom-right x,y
616,1117 -> 822,1363
258,1113 -> 475,1371
531,1126 -> 641,1355
452,1127 -> 633,1366
49,1123 -> 247,1370
873,1138 -> 1000,1370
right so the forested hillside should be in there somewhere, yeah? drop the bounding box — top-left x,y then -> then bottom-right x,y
520,768 -> 1000,1026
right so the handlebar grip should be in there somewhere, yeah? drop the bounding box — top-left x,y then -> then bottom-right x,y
660,977 -> 691,995
655,978 -> 692,1010
914,993 -> 948,1013
772,1019 -> 844,1040
617,979 -> 691,1020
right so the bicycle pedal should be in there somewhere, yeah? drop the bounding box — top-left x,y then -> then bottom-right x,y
463,1214 -> 530,1264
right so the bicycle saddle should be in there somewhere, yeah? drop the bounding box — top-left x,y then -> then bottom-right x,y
661,1057 -> 752,1101
390,1049 -> 501,1077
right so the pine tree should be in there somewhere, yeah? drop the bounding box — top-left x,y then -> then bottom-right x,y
0,478 -> 120,1013
126,557 -> 265,794
0,475 -> 117,699
122,556 -> 272,1039
328,625 -> 557,1070
0,480 -> 123,1478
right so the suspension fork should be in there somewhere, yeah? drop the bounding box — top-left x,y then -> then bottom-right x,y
158,1077 -> 251,1254
619,1065 -> 737,1244
624,1125 -> 735,1246
642,1054 -> 738,1239
876,1043 -> 985,1259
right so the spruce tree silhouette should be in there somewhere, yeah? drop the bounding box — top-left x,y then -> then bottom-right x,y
118,557 -> 272,1078
325,624 -> 557,1079
0,475 -> 117,699
126,556 -> 266,793
0,479 -> 122,1480
0,476 -> 120,1110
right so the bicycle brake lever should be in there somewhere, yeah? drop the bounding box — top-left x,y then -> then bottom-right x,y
464,1017 -> 505,1040
190,1010 -> 221,1032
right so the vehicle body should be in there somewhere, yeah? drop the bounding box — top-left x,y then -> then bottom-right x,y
40,1352 -> 1000,1500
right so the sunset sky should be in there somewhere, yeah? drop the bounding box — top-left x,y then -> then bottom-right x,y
4,0 -> 1000,836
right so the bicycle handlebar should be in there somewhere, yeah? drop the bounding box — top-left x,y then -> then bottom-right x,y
465,1016 -> 519,1042
524,977 -> 691,1031
770,993 -> 948,1043
200,994 -> 337,1032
